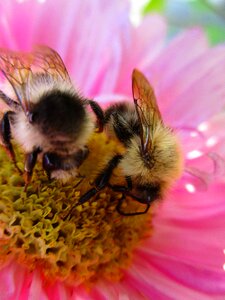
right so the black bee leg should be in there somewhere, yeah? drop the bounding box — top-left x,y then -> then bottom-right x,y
117,192 -> 151,216
79,154 -> 123,204
73,177 -> 85,189
43,147 -> 89,181
107,177 -> 142,216
0,111 -> 22,174
42,152 -> 58,180
63,186 -> 98,220
65,154 -> 123,219
72,172 -> 86,189
24,148 -> 41,190
108,175 -> 133,192
126,176 -> 132,189
109,178 -> 151,216
78,188 -> 100,204
116,194 -> 150,216
88,100 -> 104,132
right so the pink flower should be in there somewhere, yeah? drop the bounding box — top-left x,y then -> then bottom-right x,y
0,0 -> 225,299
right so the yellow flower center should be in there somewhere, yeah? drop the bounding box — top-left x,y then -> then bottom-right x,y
0,133 -> 152,286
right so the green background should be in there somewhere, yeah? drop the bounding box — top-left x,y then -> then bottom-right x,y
143,0 -> 225,44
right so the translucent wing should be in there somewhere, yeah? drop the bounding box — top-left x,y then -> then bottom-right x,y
0,46 -> 71,113
0,48 -> 33,111
132,69 -> 163,153
32,46 -> 71,81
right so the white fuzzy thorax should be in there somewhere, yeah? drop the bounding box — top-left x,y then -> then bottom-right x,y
24,73 -> 75,104
10,75 -> 94,154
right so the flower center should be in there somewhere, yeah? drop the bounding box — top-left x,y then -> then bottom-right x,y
0,133 -> 152,286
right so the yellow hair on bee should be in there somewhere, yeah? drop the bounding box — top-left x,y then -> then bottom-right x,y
119,123 -> 183,196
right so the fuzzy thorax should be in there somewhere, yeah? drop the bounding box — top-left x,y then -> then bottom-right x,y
10,74 -> 95,154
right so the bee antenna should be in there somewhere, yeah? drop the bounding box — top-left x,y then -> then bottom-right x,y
0,69 -> 25,112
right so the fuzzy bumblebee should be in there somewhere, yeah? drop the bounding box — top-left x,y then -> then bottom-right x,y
0,46 -> 104,188
77,69 -> 183,215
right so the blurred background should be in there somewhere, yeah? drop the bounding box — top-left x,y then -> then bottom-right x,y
130,0 -> 225,44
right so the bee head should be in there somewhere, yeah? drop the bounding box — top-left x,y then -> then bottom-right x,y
28,90 -> 86,138
120,124 -> 183,196
134,183 -> 161,202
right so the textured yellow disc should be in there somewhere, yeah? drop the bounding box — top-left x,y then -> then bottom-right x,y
0,133 -> 152,286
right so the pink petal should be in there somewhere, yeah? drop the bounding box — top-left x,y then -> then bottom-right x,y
0,1 -> 225,299
146,28 -> 209,89
202,112 -> 225,158
147,183 -> 225,268
0,261 -> 28,300
114,14 -> 167,96
45,281 -> 72,300
141,28 -> 225,127
0,0 -> 130,98
122,182 -> 225,299
161,46 -> 225,127
126,254 -> 225,300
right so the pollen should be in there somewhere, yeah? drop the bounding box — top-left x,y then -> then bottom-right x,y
0,133 -> 153,286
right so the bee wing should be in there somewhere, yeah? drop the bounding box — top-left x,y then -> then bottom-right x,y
0,46 -> 71,113
132,69 -> 163,152
0,48 -> 33,112
32,46 -> 71,82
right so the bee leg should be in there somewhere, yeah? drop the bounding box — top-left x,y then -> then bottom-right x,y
73,177 -> 85,189
116,194 -> 150,216
110,179 -> 152,216
62,187 -> 97,220
108,176 -> 133,192
79,154 -> 123,203
80,154 -> 123,204
88,100 -> 104,132
79,188 -> 100,204
0,111 -> 22,174
43,147 -> 89,181
65,154 -> 123,219
108,177 -> 144,215
42,153 -> 57,180
117,191 -> 151,216
24,147 -> 41,190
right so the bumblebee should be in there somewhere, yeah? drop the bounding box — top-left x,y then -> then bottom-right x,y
0,46 -> 103,187
76,69 -> 183,216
